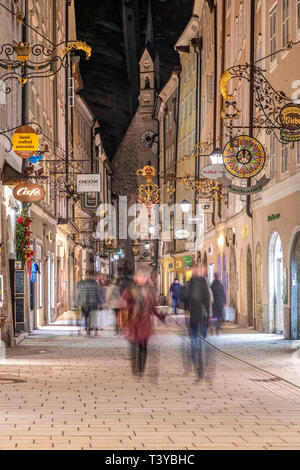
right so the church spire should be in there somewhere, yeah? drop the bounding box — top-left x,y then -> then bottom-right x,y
145,0 -> 154,57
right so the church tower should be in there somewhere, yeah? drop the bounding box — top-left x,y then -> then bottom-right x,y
112,0 -> 160,273
139,0 -> 160,115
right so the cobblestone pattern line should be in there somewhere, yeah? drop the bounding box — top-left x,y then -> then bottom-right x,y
0,325 -> 299,450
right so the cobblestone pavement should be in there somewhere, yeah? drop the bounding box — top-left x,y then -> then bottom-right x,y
0,319 -> 300,450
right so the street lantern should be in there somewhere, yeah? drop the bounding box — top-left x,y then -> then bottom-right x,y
210,148 -> 223,165
181,199 -> 191,213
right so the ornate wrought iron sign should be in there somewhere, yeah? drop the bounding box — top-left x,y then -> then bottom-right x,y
0,40 -> 91,94
137,165 -> 160,208
223,136 -> 266,179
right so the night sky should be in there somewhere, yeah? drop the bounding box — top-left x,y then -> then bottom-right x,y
75,0 -> 194,159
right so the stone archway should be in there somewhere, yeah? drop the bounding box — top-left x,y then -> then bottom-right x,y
247,246 -> 253,327
240,248 -> 246,322
268,231 -> 284,334
229,246 -> 237,320
255,244 -> 263,330
291,232 -> 300,340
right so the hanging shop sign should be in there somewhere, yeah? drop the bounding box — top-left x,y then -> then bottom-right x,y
184,256 -> 193,267
223,136 -> 266,179
12,126 -> 39,159
201,164 -> 227,181
267,213 -> 280,222
198,198 -> 213,214
279,104 -> 300,142
82,192 -> 100,211
13,183 -> 45,203
280,129 -> 300,142
280,104 -> 300,131
77,174 -> 101,193
220,175 -> 270,195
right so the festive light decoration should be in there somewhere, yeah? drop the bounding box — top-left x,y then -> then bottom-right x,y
137,165 -> 160,208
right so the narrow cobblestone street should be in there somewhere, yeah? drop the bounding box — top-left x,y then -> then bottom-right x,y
0,321 -> 300,450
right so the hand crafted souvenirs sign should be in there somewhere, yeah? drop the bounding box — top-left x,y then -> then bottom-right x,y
12,126 -> 39,159
220,175 -> 270,195
223,136 -> 265,179
13,183 -> 45,203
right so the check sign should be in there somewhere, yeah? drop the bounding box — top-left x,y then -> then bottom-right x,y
77,174 -> 101,193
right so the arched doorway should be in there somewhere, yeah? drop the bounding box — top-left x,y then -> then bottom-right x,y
240,249 -> 245,320
247,246 -> 253,327
255,244 -> 263,330
268,232 -> 284,334
229,246 -> 237,320
291,232 -> 300,340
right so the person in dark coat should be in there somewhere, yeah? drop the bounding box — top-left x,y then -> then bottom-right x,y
170,279 -> 183,315
210,273 -> 226,334
76,272 -> 103,335
184,265 -> 211,379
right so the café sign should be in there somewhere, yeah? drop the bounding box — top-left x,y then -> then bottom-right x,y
13,183 -> 45,203
12,126 -> 39,159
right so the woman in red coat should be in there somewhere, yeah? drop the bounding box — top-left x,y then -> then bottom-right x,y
121,270 -> 165,376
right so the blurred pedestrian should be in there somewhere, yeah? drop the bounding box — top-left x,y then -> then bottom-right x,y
106,279 -> 122,335
76,271 -> 103,336
170,279 -> 183,315
184,265 -> 210,380
120,268 -> 133,295
121,270 -> 166,377
210,273 -> 226,334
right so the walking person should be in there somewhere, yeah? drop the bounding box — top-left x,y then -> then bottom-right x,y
121,270 -> 166,377
170,279 -> 183,316
210,273 -> 226,334
184,265 -> 210,380
76,271 -> 103,336
105,279 -> 122,335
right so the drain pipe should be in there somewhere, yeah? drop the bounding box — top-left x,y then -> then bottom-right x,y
247,0 -> 255,219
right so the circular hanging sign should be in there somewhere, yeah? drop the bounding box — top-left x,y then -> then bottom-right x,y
223,136 -> 265,179
13,183 -> 45,203
279,104 -> 300,131
12,126 -> 39,159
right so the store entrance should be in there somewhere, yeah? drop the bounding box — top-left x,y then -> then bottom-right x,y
291,232 -> 300,340
269,232 -> 284,334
